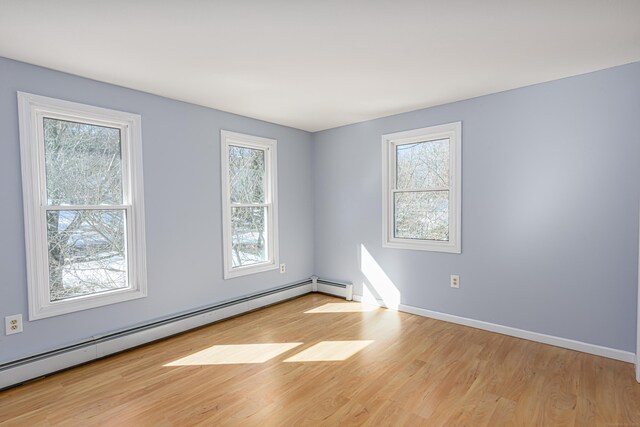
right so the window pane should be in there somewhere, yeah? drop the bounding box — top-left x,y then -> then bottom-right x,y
396,138 -> 449,189
231,206 -> 267,267
229,145 -> 265,204
394,191 -> 449,241
47,209 -> 128,301
44,118 -> 123,206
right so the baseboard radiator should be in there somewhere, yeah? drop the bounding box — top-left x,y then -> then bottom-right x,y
312,276 -> 354,300
0,277 -> 352,390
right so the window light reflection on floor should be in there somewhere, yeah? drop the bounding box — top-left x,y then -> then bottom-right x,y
284,340 -> 374,362
164,343 -> 302,366
304,303 -> 378,314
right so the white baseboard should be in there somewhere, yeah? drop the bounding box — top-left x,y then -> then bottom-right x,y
353,295 -> 635,364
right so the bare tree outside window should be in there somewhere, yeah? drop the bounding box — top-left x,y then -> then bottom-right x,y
383,122 -> 461,253
221,130 -> 278,279
394,138 -> 450,241
43,118 -> 127,301
228,145 -> 267,267
19,93 -> 147,319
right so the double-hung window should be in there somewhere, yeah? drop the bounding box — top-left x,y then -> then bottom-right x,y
382,122 -> 461,253
18,93 -> 147,320
220,130 -> 279,279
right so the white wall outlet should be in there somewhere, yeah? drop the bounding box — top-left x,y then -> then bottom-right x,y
5,314 -> 23,335
279,263 -> 286,273
450,275 -> 460,289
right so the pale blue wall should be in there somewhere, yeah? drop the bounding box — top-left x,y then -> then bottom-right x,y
1,56 -> 638,363
0,57 -> 315,363
313,62 -> 640,352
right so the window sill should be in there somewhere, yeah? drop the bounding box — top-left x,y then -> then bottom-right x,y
383,239 -> 461,254
29,287 -> 147,320
223,261 -> 279,279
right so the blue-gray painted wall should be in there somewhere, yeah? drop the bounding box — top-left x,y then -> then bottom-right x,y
313,62 -> 640,352
1,56 -> 638,362
0,57 -> 315,363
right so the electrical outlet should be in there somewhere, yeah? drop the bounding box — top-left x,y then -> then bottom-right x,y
5,314 -> 23,335
450,275 -> 460,289
280,263 -> 286,273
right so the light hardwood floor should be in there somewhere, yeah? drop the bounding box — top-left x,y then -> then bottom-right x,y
1,294 -> 639,426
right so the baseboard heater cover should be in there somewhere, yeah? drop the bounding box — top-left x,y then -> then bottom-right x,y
0,277 -> 351,390
1,278 -> 354,390
312,276 -> 353,300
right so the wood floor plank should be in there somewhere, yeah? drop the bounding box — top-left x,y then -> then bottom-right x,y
1,294 -> 639,426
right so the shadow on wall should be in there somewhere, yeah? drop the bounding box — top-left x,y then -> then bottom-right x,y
359,244 -> 401,310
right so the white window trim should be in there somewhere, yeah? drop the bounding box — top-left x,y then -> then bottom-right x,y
17,92 -> 148,320
382,121 -> 462,253
220,130 -> 279,279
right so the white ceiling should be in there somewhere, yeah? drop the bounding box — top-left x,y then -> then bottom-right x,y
1,1 -> 639,132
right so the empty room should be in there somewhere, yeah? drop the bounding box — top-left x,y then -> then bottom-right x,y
1,1 -> 639,425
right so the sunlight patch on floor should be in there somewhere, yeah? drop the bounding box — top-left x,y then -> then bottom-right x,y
164,343 -> 302,366
305,302 -> 378,313
284,340 -> 374,362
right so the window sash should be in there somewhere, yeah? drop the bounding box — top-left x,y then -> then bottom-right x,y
36,111 -> 132,208
44,207 -> 131,302
228,144 -> 266,205
390,138 -> 454,240
44,204 -> 131,211
230,205 -> 271,267
394,138 -> 451,190
227,144 -> 272,263
37,113 -> 135,302
391,187 -> 450,193
393,190 -> 450,241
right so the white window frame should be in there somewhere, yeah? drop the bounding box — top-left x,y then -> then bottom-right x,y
382,121 -> 462,253
220,130 -> 279,279
17,92 -> 148,320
